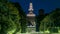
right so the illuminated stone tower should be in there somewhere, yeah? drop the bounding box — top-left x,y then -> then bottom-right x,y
26,0 -> 36,32
27,0 -> 36,26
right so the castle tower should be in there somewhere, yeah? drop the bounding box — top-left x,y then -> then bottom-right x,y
26,0 -> 36,32
27,0 -> 36,26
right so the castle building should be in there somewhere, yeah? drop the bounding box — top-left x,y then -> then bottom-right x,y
27,1 -> 36,26
26,0 -> 36,32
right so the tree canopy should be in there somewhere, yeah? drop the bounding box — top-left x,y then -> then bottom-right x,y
0,0 -> 27,34
40,8 -> 60,32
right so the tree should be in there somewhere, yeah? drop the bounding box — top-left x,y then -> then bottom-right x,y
40,8 -> 60,33
0,0 -> 21,34
13,3 -> 27,33
36,9 -> 45,32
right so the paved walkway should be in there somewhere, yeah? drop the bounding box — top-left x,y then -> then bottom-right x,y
17,32 -> 60,34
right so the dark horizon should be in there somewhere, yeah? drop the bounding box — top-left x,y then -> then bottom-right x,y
10,0 -> 60,15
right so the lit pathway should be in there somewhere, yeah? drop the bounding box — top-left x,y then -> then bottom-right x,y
16,32 -> 60,34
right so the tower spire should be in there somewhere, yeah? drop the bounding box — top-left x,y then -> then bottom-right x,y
28,0 -> 34,13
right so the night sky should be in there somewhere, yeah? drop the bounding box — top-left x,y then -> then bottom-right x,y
10,0 -> 60,15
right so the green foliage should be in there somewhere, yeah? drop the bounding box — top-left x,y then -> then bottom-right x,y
0,0 -> 23,34
20,19 -> 27,33
0,0 -> 27,34
40,8 -> 60,32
